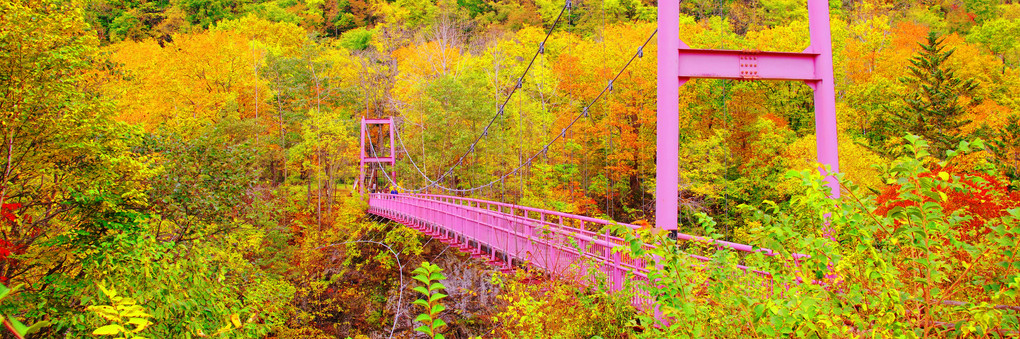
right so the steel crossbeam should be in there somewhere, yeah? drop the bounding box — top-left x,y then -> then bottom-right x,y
676,48 -> 821,81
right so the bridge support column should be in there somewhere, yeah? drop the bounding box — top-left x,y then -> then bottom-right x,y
655,0 -> 680,232
807,0 -> 841,198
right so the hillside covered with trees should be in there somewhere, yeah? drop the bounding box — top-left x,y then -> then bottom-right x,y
1,0 -> 1019,337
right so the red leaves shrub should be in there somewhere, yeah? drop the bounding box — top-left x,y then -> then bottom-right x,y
0,198 -> 29,283
1,202 -> 20,223
875,165 -> 1020,242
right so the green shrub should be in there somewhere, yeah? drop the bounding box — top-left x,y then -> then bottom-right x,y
619,135 -> 1020,337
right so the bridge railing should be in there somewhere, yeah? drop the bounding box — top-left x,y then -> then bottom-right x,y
368,193 -> 777,306
412,194 -> 788,269
368,193 -> 648,298
413,194 -> 792,256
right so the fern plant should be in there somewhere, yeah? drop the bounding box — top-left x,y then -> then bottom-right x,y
411,261 -> 448,339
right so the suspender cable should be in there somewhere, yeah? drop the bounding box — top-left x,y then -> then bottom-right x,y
419,2 -> 572,192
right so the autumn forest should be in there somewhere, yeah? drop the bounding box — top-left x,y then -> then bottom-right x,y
1,0 -> 1020,337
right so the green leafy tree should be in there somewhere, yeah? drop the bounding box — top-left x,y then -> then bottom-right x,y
338,27 -> 374,51
140,120 -> 261,242
181,0 -> 251,28
967,18 -> 1020,69
961,0 -> 1000,24
86,0 -> 179,43
0,0 -> 152,325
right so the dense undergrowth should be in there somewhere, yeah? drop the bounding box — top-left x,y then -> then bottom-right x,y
617,137 -> 1019,338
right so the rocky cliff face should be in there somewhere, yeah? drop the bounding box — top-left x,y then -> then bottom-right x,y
380,240 -> 506,339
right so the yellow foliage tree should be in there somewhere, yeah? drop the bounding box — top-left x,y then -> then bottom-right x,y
104,29 -> 270,132
783,133 -> 885,192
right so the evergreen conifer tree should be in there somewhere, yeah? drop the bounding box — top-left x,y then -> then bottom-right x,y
989,115 -> 1020,182
892,31 -> 977,158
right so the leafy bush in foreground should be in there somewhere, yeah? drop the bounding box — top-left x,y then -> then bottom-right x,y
621,135 -> 1019,338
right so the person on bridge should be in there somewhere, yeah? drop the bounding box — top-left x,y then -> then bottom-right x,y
390,186 -> 398,195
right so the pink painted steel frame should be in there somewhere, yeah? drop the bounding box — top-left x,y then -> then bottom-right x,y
656,0 -> 840,230
359,118 -> 396,194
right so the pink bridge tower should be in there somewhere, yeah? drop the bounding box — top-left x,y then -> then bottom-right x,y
656,0 -> 841,231
359,117 -> 396,194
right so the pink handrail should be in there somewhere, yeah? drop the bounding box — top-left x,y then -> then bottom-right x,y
411,194 -> 805,260
367,193 -> 780,306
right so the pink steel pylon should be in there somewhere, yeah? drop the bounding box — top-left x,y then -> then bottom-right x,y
359,117 -> 397,194
656,0 -> 841,231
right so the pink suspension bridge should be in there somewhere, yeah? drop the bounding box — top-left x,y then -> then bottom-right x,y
359,0 -> 840,305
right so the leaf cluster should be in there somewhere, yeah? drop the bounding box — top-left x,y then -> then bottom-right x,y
412,261 -> 449,339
